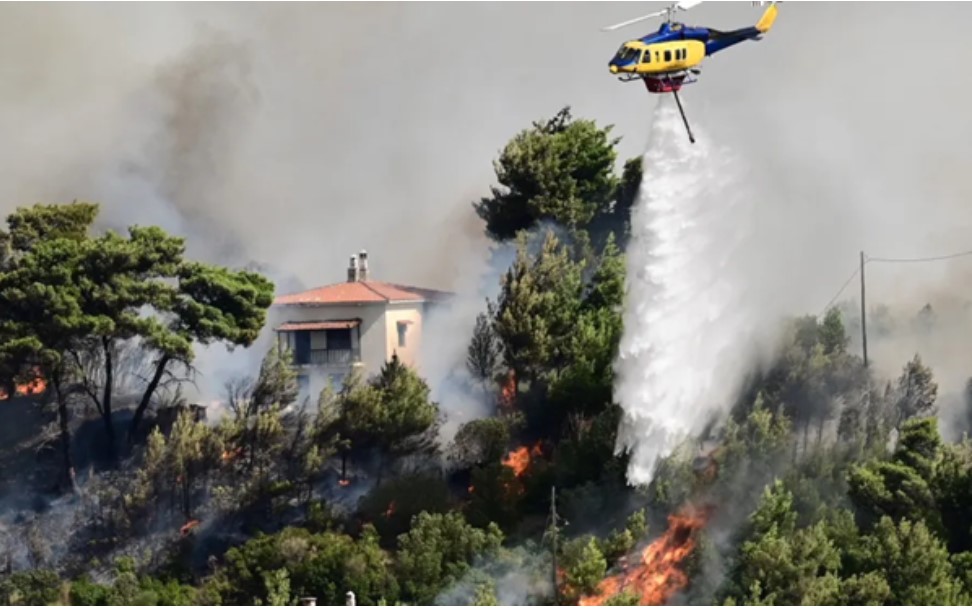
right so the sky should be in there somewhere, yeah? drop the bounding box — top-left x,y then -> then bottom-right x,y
1,1 -> 971,399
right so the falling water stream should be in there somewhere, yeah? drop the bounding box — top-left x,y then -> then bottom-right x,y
614,96 -> 761,485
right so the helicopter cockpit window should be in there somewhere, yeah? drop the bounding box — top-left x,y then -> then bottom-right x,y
640,50 -> 650,64
615,45 -> 640,63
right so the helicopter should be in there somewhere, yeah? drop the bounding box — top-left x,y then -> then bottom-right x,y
604,1 -> 780,143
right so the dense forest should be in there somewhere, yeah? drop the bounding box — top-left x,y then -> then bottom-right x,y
1,107 -> 971,606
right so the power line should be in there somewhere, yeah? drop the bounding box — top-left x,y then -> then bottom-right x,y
818,246 -> 972,367
819,265 -> 859,316
820,246 -> 972,314
865,249 -> 972,264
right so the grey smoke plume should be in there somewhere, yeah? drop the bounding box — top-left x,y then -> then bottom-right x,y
434,544 -> 553,606
421,242 -> 518,441
1,3 -> 972,430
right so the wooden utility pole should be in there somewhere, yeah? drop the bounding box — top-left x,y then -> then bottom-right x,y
860,251 -> 868,367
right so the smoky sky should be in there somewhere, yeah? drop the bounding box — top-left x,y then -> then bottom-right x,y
1,2 -> 971,394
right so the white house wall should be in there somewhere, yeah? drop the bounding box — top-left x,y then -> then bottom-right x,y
272,303 -> 388,377
383,302 -> 425,374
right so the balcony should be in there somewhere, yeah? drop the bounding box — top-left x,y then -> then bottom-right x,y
299,348 -> 361,367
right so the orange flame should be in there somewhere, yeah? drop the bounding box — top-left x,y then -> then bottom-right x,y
180,519 -> 201,537
578,506 -> 710,606
338,479 -> 351,487
221,447 -> 243,463
0,370 -> 47,401
499,369 -> 516,413
501,442 -> 542,478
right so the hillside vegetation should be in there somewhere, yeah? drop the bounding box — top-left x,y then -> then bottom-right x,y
0,108 -> 970,606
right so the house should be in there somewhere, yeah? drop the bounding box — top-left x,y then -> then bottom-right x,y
272,251 -> 452,398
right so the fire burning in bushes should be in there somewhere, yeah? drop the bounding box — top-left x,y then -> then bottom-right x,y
578,505 -> 711,606
499,369 -> 516,413
0,369 -> 46,400
502,442 -> 542,477
465,442 -> 542,497
180,519 -> 201,537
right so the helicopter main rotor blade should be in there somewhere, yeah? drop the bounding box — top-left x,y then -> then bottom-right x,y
601,9 -> 668,32
677,0 -> 704,11
600,0 -> 704,32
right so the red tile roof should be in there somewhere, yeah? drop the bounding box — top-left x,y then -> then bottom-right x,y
276,319 -> 361,331
274,280 -> 453,306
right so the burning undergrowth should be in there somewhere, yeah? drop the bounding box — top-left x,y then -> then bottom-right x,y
0,375 -> 46,401
501,441 -> 542,478
578,504 -> 712,606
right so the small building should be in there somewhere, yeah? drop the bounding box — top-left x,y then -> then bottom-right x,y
272,251 -> 452,398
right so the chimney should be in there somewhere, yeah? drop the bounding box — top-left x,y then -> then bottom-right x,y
345,591 -> 356,606
299,597 -> 317,606
358,250 -> 369,281
347,255 -> 359,282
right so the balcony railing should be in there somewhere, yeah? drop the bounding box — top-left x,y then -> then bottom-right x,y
297,348 -> 361,367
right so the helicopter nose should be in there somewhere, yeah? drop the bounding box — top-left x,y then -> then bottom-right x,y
610,64 -> 619,74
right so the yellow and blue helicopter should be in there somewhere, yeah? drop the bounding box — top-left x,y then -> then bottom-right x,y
604,1 -> 780,142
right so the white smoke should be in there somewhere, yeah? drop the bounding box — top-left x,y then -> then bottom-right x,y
614,97 -> 771,486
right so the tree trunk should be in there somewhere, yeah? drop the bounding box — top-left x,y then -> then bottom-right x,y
376,452 -> 386,487
182,473 -> 191,521
101,337 -> 116,460
54,381 -> 76,494
129,354 -> 171,444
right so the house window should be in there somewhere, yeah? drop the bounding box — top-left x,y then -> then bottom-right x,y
397,322 -> 408,348
326,328 -> 352,350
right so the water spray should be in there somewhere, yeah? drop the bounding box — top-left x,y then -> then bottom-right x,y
614,97 -> 761,485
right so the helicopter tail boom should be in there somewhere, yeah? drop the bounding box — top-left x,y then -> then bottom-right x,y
705,2 -> 779,55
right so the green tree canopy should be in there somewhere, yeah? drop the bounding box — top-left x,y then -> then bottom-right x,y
449,417 -> 512,469
493,230 -> 583,385
395,511 -> 503,605
473,107 -> 622,241
0,202 -> 275,478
